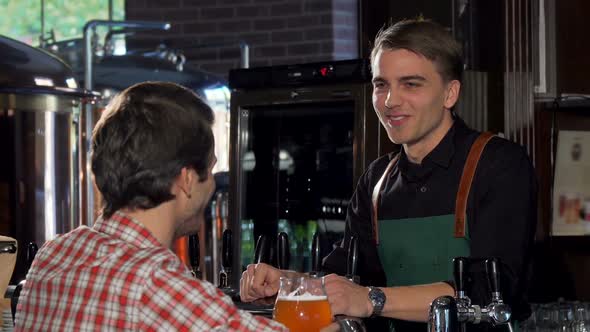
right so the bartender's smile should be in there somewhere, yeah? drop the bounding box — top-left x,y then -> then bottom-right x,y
371,48 -> 457,153
384,113 -> 411,127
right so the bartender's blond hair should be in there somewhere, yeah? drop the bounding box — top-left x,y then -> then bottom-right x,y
370,18 -> 463,84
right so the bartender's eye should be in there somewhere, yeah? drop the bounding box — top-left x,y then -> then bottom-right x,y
404,81 -> 421,88
372,81 -> 387,89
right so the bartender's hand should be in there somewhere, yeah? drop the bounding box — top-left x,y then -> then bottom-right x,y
240,263 -> 282,302
324,274 -> 372,317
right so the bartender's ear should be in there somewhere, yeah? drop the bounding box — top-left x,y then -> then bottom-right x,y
443,80 -> 461,109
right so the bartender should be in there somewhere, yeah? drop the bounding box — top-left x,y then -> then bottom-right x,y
240,18 -> 537,331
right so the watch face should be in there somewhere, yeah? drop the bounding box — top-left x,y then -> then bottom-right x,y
369,287 -> 385,315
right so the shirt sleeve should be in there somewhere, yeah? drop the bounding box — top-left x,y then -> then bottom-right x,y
138,262 -> 288,332
467,139 -> 537,322
322,156 -> 388,287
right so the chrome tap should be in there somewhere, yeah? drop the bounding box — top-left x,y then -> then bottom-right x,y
428,296 -> 459,332
428,257 -> 512,331
188,234 -> 201,279
309,232 -> 324,277
345,236 -> 359,284
276,232 -> 290,270
219,229 -> 234,293
480,258 -> 511,326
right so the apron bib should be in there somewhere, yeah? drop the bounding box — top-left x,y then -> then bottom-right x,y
369,132 -> 494,331
377,214 -> 469,287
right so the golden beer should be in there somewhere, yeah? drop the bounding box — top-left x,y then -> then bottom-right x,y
273,295 -> 333,332
273,276 -> 333,332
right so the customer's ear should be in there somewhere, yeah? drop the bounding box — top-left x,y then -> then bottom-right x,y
176,167 -> 194,199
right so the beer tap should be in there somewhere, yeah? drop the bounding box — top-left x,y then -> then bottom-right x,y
310,232 -> 323,277
428,296 -> 459,332
26,242 -> 38,273
219,229 -> 233,289
428,257 -> 512,332
254,234 -> 271,265
188,234 -> 201,279
454,257 -> 471,332
276,232 -> 290,270
345,236 -> 359,284
456,257 -> 512,327
481,258 -> 511,326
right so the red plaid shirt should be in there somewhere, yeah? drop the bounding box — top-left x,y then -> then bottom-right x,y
15,212 -> 286,331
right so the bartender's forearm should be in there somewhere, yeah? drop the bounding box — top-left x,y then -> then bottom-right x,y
378,282 -> 454,322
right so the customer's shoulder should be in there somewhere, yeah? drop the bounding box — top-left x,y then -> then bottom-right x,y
37,225 -> 92,250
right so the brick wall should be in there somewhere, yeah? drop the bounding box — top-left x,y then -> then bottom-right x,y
125,0 -> 358,79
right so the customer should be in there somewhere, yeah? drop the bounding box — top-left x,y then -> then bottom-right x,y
15,82 -> 287,331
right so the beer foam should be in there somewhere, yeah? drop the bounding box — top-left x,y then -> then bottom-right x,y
277,292 -> 328,301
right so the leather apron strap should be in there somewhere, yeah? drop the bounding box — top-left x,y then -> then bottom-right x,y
371,132 -> 495,244
371,154 -> 399,245
454,131 -> 495,237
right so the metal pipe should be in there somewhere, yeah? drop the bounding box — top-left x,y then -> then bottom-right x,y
511,0 -> 516,142
40,0 -> 45,45
108,0 -> 113,21
83,20 -> 170,225
240,42 -> 250,69
526,0 -> 535,161
518,0 -> 523,146
504,1 -> 510,139
212,193 -> 220,286
83,20 -> 171,91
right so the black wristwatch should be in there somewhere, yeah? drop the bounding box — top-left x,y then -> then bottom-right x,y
367,286 -> 386,317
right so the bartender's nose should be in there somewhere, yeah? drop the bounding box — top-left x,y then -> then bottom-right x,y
384,88 -> 399,109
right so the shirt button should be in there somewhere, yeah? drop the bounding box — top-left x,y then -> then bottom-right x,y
420,186 -> 427,193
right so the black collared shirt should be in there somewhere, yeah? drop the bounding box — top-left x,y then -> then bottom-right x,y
323,117 -> 537,330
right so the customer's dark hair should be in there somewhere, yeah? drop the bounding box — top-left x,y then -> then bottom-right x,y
370,19 -> 463,83
91,81 -> 214,218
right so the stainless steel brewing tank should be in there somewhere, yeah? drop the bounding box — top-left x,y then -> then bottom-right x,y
0,34 -> 98,284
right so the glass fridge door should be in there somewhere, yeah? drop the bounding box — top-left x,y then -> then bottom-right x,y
237,101 -> 355,273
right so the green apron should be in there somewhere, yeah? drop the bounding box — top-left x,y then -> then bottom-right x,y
377,214 -> 469,288
376,214 -> 470,331
370,132 -> 495,331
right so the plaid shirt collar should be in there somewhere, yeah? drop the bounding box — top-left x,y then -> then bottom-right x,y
92,211 -> 163,248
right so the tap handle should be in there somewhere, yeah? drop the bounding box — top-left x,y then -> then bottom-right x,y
222,229 -> 233,270
346,236 -> 359,281
188,234 -> 200,276
486,258 -> 501,299
310,232 -> 322,275
453,257 -> 468,297
27,242 -> 38,264
254,234 -> 269,264
26,242 -> 38,272
276,232 -> 290,270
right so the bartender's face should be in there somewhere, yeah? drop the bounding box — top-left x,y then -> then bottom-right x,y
371,48 -> 459,152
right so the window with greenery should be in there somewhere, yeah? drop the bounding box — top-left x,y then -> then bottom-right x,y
0,0 -> 125,45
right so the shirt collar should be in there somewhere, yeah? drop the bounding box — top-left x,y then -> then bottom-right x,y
93,211 -> 163,248
398,115 -> 468,178
422,118 -> 460,169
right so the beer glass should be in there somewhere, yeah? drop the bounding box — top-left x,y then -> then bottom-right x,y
273,276 -> 333,332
